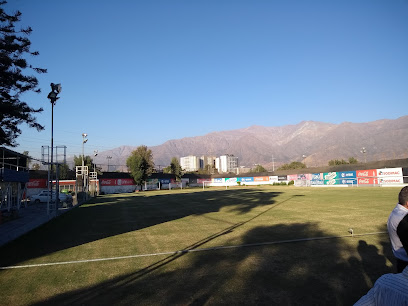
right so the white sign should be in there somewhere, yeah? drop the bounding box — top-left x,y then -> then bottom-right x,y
377,167 -> 403,177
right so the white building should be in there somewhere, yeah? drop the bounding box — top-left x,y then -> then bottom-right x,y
180,155 -> 200,172
216,154 -> 239,173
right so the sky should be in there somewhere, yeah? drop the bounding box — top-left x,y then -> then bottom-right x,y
4,0 -> 408,161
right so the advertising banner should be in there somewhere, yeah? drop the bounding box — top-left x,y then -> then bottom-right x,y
160,179 -> 171,184
357,178 -> 376,185
379,177 -> 404,185
278,175 -> 287,181
287,174 -> 297,182
339,178 -> 357,185
356,169 -> 377,178
254,176 -> 269,182
338,171 -> 356,179
310,179 -> 324,186
212,178 -> 224,183
225,177 -> 237,183
100,178 -> 135,186
27,178 -> 47,188
311,173 -> 323,180
324,172 -> 338,185
238,177 -> 254,183
404,168 -> 408,183
377,168 -> 403,177
197,178 -> 209,184
147,179 -> 159,184
269,176 -> 279,183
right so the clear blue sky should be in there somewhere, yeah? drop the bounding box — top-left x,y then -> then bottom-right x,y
5,0 -> 408,160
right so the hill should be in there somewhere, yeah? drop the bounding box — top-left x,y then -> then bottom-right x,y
93,116 -> 408,170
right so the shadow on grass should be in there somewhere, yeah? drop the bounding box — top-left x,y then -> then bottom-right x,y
32,223 -> 392,306
0,189 -> 286,267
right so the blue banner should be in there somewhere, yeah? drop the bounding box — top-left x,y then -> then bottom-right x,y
238,177 -> 254,182
338,171 -> 356,179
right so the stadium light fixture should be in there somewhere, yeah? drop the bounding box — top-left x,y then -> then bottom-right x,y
47,82 -> 62,214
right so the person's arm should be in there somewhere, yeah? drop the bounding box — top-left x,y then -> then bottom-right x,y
397,214 -> 408,253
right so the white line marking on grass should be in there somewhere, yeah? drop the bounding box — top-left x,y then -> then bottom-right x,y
0,231 -> 387,270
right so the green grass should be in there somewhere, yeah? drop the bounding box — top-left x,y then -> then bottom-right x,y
0,186 -> 401,305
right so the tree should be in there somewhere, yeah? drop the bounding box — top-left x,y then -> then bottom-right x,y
278,161 -> 306,170
0,2 -> 47,146
251,164 -> 267,173
74,155 -> 94,168
348,157 -> 358,164
54,163 -> 70,180
170,157 -> 183,182
126,145 -> 154,189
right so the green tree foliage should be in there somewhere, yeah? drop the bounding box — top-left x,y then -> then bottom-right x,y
251,164 -> 267,172
328,157 -> 358,166
278,161 -> 306,170
170,157 -> 183,182
74,155 -> 94,169
162,165 -> 171,174
53,163 -> 70,180
0,2 -> 47,146
126,146 -> 154,187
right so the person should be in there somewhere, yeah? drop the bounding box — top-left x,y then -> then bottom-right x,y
387,186 -> 408,273
354,266 -> 408,305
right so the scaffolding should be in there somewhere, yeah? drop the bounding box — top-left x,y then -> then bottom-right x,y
0,147 -> 29,213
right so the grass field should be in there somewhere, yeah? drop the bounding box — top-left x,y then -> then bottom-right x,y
0,186 -> 402,305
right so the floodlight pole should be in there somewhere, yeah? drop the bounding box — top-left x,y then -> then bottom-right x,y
47,83 -> 61,216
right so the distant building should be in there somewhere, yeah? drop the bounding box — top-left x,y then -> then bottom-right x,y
180,155 -> 200,172
216,154 -> 239,173
200,155 -> 216,170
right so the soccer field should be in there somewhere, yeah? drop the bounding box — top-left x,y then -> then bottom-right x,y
0,186 -> 401,305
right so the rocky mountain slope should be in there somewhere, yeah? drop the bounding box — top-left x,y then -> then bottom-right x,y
94,116 -> 408,170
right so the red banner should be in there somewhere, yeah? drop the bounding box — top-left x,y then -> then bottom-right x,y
357,178 -> 376,185
100,178 -> 135,186
356,169 -> 377,178
27,179 -> 47,188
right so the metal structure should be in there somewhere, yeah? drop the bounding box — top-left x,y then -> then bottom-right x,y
0,147 -> 29,214
41,145 -> 67,215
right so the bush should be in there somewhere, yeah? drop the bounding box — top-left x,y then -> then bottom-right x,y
288,180 -> 294,185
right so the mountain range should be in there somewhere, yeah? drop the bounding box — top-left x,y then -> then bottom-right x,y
93,116 -> 408,171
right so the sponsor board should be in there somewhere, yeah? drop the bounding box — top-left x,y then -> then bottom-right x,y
269,176 -> 279,183
404,168 -> 408,183
297,174 -> 307,180
212,178 -> 224,183
160,179 -> 171,184
379,177 -> 404,185
238,177 -> 254,183
356,169 -> 377,178
147,178 -> 159,184
340,179 -> 357,185
27,179 -> 47,188
197,178 -> 210,184
254,176 -> 269,182
357,178 -> 376,185
338,171 -> 356,179
377,167 -> 403,177
310,179 -> 324,185
100,178 -> 135,186
225,177 -> 237,183
287,174 -> 297,182
324,172 -> 338,185
311,173 -> 323,180
278,175 -> 287,181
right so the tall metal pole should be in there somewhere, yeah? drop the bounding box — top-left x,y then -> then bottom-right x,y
50,102 -> 54,213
